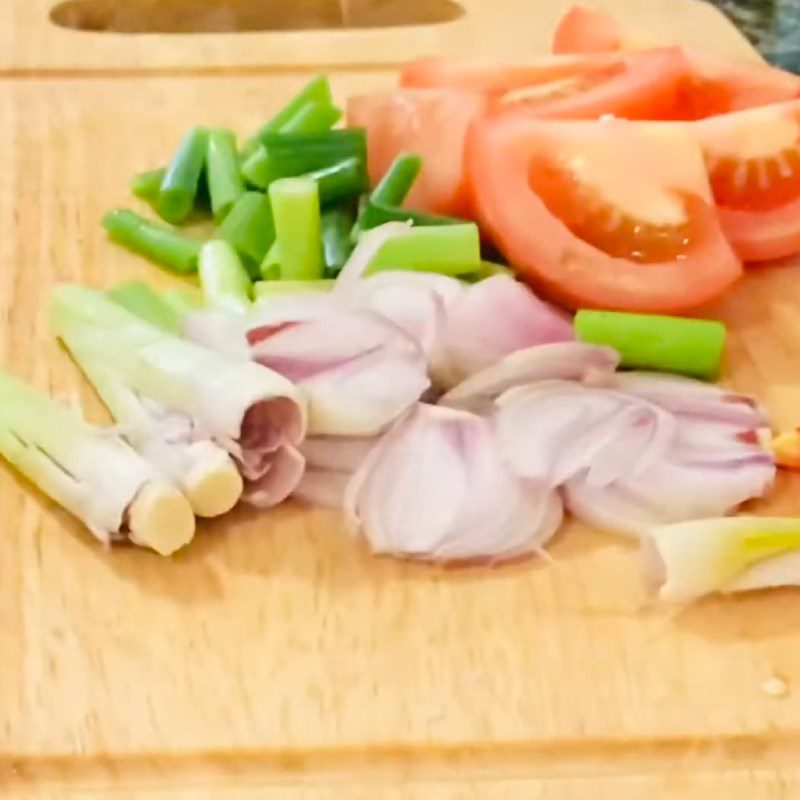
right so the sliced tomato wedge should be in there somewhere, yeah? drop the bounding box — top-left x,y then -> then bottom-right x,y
399,53 -> 622,94
551,4 -> 646,54
501,48 -> 690,121
551,4 -> 800,118
696,99 -> 800,262
400,50 -> 692,122
347,89 -> 487,216
466,113 -> 742,312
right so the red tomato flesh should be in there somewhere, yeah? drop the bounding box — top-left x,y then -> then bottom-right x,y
696,99 -> 800,261
551,4 -> 800,119
551,4 -> 633,54
401,50 -> 693,122
400,53 -> 623,94
467,113 -> 742,312
347,89 -> 487,216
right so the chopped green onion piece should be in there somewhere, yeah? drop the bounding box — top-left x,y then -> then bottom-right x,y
217,191 -> 275,279
370,154 -> 422,207
107,280 -> 182,334
366,224 -> 481,277
131,168 -> 166,204
206,129 -> 245,222
243,101 -> 340,188
260,242 -> 282,280
254,279 -> 334,300
358,199 -> 462,231
244,75 -> 333,151
268,178 -> 323,281
309,157 -> 366,205
102,209 -> 201,275
575,310 -> 726,380
158,128 -> 208,225
282,101 -> 342,135
250,130 -> 367,194
322,206 -> 355,276
198,240 -> 252,314
160,286 -> 205,317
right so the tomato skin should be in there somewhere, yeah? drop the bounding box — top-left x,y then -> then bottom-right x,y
551,4 -> 627,55
466,113 -> 743,313
506,48 -> 691,121
347,89 -> 486,216
551,4 -> 800,118
696,100 -> 800,262
399,53 -> 621,94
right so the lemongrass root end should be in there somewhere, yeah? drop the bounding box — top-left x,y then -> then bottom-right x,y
128,481 -> 196,556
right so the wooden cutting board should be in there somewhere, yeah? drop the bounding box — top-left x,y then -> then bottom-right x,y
2,0 -> 759,73
3,3 -> 800,799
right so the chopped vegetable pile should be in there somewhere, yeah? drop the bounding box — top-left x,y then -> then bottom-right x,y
6,5 -> 800,606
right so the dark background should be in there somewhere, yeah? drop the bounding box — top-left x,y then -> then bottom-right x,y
707,0 -> 800,71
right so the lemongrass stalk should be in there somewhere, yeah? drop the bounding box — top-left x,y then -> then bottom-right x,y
160,286 -> 205,319
108,280 -> 182,334
644,517 -> 800,602
59,334 -> 243,519
0,368 -> 195,554
49,284 -> 306,455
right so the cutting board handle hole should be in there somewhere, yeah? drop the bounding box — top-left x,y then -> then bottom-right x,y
49,0 -> 464,33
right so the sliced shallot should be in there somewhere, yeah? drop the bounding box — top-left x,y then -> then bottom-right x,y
433,275 -> 575,388
249,310 -> 430,436
344,403 -> 562,562
494,380 -> 675,488
440,342 -> 620,413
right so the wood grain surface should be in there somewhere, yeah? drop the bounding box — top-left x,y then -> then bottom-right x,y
2,3 -> 800,798
1,0 -> 758,74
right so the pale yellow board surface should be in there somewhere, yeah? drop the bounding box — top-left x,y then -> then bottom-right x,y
1,0 -> 758,73
2,70 -> 800,798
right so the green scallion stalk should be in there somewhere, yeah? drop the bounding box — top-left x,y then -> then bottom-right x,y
199,240 -> 252,314
102,209 -> 201,275
206,129 -> 245,223
254,279 -> 334,301
370,154 -> 422,207
107,280 -> 182,334
160,286 -> 205,318
158,127 -> 208,225
366,224 -> 481,277
243,75 -> 333,151
260,242 -> 282,280
268,178 -> 323,281
282,101 -> 342,135
217,191 -> 275,279
242,102 -> 343,188
131,168 -> 166,204
574,310 -> 726,380
321,206 -> 355,276
358,200 -> 462,231
309,157 -> 366,205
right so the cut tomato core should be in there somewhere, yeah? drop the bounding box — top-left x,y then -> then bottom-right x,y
528,154 -> 696,263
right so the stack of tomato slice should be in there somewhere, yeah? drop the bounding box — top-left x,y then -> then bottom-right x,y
347,5 -> 800,313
